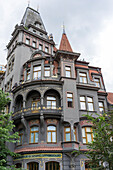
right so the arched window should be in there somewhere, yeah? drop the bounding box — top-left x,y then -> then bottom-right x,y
27,162 -> 39,170
30,126 -> 39,143
45,162 -> 60,170
82,127 -> 93,144
47,126 -> 56,143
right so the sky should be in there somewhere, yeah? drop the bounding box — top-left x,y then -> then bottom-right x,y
0,0 -> 113,92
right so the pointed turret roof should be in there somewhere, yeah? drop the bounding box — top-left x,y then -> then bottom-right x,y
21,7 -> 47,33
59,32 -> 73,52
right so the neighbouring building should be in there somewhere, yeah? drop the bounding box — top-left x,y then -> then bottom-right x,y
1,6 -> 113,170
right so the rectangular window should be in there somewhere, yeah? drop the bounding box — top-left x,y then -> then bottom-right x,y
94,77 -> 101,87
87,97 -> 94,111
39,44 -> 43,50
47,126 -> 56,143
45,46 -> 49,53
67,92 -> 73,108
80,96 -> 86,110
47,96 -> 56,109
44,67 -> 50,77
64,127 -> 71,141
30,126 -> 39,143
65,66 -> 71,77
26,38 -> 30,45
27,70 -> 30,81
99,101 -> 104,112
79,72 -> 87,83
32,41 -> 36,48
82,127 -> 93,144
33,65 -> 41,80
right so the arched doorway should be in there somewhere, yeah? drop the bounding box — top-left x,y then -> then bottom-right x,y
45,161 -> 60,170
27,162 -> 39,170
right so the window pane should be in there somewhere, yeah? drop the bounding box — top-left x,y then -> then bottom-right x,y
66,133 -> 71,141
80,102 -> 86,110
35,132 -> 38,143
66,66 -> 71,71
66,71 -> 71,77
99,107 -> 104,112
83,138 -> 86,143
52,132 -> 56,142
45,70 -> 50,77
47,101 -> 51,107
88,103 -> 94,111
65,127 -> 70,132
48,126 -> 56,130
67,93 -> 72,98
79,72 -> 86,76
47,132 -> 51,142
82,128 -> 86,137
38,71 -> 41,78
31,133 -> 34,143
47,96 -> 56,100
87,97 -> 93,102
87,134 -> 92,143
33,72 -> 37,79
99,102 -> 103,107
86,127 -> 91,132
83,77 -> 87,83
80,96 -> 85,101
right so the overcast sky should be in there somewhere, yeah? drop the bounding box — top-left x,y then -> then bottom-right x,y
0,0 -> 113,92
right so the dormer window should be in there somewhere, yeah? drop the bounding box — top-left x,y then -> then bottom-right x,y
79,72 -> 87,83
94,77 -> 101,88
26,38 -> 30,45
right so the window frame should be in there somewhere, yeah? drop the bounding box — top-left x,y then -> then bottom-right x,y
67,92 -> 73,108
79,72 -> 88,84
33,65 -> 41,80
26,38 -> 30,45
80,96 -> 86,110
47,96 -> 56,109
47,125 -> 57,143
44,66 -> 50,77
39,44 -> 43,50
99,101 -> 105,112
65,66 -> 71,78
94,77 -> 101,88
64,126 -> 71,142
27,162 -> 39,170
30,126 -> 39,144
87,97 -> 94,111
82,127 -> 93,144
32,41 -> 36,48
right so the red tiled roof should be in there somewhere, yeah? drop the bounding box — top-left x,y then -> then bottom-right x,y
107,92 -> 113,105
15,147 -> 62,153
59,33 -> 73,52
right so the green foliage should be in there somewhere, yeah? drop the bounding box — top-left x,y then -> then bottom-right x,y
0,90 -> 19,169
73,112 -> 113,170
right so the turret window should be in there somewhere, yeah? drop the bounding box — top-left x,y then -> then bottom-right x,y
47,126 -> 57,143
99,101 -> 104,112
33,65 -> 41,80
67,92 -> 73,108
64,127 -> 71,141
65,66 -> 71,77
30,126 -> 39,143
44,67 -> 50,77
79,72 -> 87,83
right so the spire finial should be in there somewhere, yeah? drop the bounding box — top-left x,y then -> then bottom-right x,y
28,0 -> 30,7
63,22 -> 65,34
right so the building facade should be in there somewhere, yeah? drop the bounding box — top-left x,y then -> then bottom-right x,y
1,6 -> 112,170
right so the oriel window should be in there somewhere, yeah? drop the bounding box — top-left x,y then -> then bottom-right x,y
30,126 -> 39,143
65,66 -> 71,77
47,96 -> 56,109
79,72 -> 87,83
64,127 -> 71,141
82,127 -> 93,144
47,126 -> 57,143
44,67 -> 50,77
67,92 -> 73,108
33,65 -> 41,80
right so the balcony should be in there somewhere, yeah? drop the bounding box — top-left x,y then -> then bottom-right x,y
12,105 -> 63,120
61,141 -> 79,151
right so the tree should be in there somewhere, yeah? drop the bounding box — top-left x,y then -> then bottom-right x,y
0,90 -> 19,170
75,112 -> 113,170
